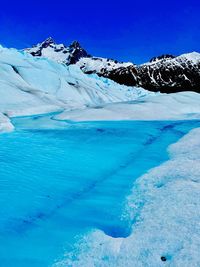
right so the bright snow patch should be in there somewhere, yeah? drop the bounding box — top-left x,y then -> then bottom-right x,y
142,51 -> 200,66
77,57 -> 133,74
180,52 -> 200,64
55,91 -> 200,121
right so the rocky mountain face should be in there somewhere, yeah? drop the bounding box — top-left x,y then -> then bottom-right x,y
137,53 -> 200,92
25,38 -> 200,93
104,53 -> 200,93
24,37 -> 90,64
149,54 -> 176,62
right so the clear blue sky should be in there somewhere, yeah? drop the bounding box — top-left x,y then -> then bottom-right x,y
0,0 -> 199,63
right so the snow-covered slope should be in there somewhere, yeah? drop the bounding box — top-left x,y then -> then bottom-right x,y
103,52 -> 200,92
77,57 -> 133,74
25,38 -> 133,74
0,46 -> 147,132
24,37 -> 90,64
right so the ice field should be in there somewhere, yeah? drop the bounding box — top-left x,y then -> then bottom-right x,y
0,115 -> 200,266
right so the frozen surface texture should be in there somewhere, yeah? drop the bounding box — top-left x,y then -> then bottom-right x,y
56,125 -> 200,267
0,46 -> 147,132
56,91 -> 200,121
0,44 -> 200,267
0,119 -> 200,266
1,46 -> 200,132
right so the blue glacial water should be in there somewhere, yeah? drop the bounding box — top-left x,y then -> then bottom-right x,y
0,116 -> 200,267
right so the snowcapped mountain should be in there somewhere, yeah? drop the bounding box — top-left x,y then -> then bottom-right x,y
25,38 -> 133,73
24,37 -> 90,64
149,54 -> 176,62
99,52 -> 200,93
25,38 -> 200,93
137,52 -> 200,92
77,57 -> 133,74
0,40 -> 200,133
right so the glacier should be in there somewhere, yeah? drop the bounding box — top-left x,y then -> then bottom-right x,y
1,119 -> 200,267
1,46 -> 200,132
54,125 -> 200,267
0,46 -> 147,132
0,44 -> 200,267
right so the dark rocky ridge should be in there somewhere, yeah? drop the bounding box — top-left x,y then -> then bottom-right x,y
149,54 -> 176,62
100,66 -> 138,86
67,41 -> 90,64
137,55 -> 200,93
98,53 -> 200,93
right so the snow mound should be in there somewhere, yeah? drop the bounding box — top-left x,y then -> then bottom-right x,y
54,127 -> 200,266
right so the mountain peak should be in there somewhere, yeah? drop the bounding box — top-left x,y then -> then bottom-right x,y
69,40 -> 81,48
39,37 -> 56,49
150,54 -> 176,63
43,37 -> 55,44
25,38 -> 90,64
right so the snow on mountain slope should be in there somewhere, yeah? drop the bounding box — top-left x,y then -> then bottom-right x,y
136,52 -> 200,92
182,51 -> 200,64
0,46 -> 148,132
25,38 -> 133,75
24,37 -> 90,64
25,38 -> 200,93
104,52 -> 200,92
77,57 -> 133,74
78,51 -> 200,93
144,52 -> 200,66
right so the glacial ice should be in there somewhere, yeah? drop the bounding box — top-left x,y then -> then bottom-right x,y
55,91 -> 200,122
0,46 -> 148,132
0,44 -> 200,267
55,126 -> 200,267
1,119 -> 199,266
1,46 -> 200,133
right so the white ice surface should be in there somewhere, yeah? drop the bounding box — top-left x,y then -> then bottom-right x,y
55,91 -> 200,122
0,113 -> 14,132
0,46 -> 148,132
54,127 -> 200,267
1,45 -> 200,266
0,46 -> 200,133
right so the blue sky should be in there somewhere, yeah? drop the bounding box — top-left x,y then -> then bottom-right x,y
0,0 -> 199,63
